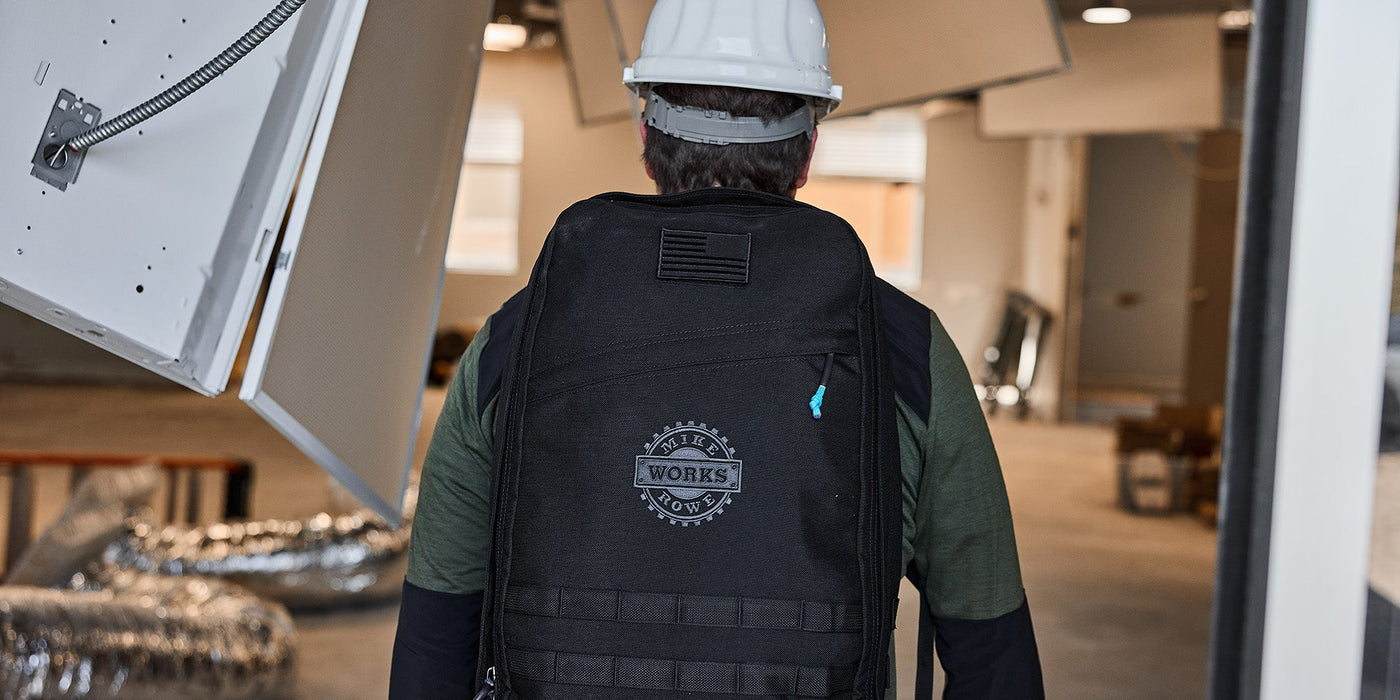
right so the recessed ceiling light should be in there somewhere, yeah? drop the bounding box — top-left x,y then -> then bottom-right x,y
484,22 -> 528,52
1218,9 -> 1255,30
1083,2 -> 1132,24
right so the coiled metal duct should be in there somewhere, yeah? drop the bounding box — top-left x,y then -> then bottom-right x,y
0,466 -> 417,696
103,506 -> 411,610
0,573 -> 296,699
9,463 -> 415,610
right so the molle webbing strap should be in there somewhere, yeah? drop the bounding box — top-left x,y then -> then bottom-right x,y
508,649 -> 855,697
505,584 -> 863,633
643,93 -> 816,146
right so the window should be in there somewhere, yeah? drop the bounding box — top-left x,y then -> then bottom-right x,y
444,103 -> 523,274
800,109 -> 926,290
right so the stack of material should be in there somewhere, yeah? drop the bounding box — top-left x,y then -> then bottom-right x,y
1115,404 -> 1223,518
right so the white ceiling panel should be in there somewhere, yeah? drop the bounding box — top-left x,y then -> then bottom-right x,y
241,0 -> 493,523
0,0 -> 358,395
819,0 -> 1069,117
557,0 -> 1069,124
557,0 -> 636,124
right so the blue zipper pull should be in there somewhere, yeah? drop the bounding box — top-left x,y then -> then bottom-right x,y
810,353 -> 835,419
809,386 -> 827,419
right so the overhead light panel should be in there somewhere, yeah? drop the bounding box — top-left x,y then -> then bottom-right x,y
1083,2 -> 1132,24
484,22 -> 528,51
1218,9 -> 1255,30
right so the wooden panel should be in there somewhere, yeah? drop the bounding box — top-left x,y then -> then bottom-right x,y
981,14 -> 1224,136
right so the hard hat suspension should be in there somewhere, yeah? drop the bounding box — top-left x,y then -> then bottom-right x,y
642,93 -> 816,146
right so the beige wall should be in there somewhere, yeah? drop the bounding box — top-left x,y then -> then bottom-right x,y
918,106 -> 1031,371
438,48 -> 654,327
1020,135 -> 1088,419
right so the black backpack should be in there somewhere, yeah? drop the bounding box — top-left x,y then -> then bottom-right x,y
478,188 -> 902,699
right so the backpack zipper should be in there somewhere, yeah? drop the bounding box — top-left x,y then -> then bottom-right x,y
863,279 -> 897,699
809,352 -> 836,419
481,238 -> 556,696
472,666 -> 496,700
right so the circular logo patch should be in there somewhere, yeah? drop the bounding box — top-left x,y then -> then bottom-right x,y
633,421 -> 742,526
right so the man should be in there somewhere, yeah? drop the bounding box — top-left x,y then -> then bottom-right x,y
391,1 -> 1042,697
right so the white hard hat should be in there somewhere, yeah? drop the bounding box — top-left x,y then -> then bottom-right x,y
623,0 -> 844,114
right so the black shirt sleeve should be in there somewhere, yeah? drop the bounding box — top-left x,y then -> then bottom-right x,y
389,580 -> 483,699
931,597 -> 1045,699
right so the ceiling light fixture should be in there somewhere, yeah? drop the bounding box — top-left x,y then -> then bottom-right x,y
1218,9 -> 1255,30
483,22 -> 528,52
1082,1 -> 1132,24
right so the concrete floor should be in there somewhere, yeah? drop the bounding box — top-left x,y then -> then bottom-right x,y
0,382 -> 1217,699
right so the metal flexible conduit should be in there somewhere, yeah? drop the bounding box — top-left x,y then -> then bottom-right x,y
65,0 -> 308,153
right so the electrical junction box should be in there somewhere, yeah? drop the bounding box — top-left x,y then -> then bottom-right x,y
29,89 -> 102,192
0,0 -> 492,523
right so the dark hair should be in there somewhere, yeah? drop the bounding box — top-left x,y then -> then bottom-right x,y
642,84 -> 813,197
